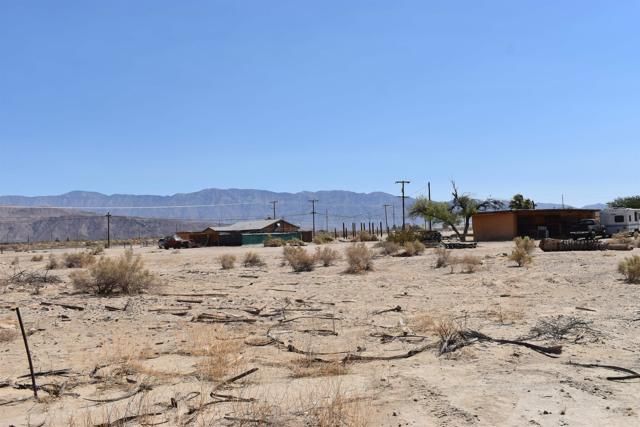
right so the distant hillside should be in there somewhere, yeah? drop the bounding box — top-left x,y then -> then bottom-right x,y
0,189 -> 409,230
0,188 -> 607,240
0,207 -> 209,243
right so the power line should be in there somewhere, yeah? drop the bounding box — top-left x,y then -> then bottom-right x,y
309,199 -> 318,238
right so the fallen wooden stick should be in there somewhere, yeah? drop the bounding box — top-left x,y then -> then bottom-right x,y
459,330 -> 562,357
15,308 -> 37,399
160,292 -> 228,297
342,343 -> 436,363
18,369 -> 71,379
372,305 -> 402,315
40,301 -> 84,311
575,307 -> 596,312
211,367 -> 259,392
566,361 -> 640,381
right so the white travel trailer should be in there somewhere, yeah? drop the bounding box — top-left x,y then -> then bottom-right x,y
600,208 -> 640,235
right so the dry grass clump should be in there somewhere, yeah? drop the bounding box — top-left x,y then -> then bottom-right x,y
71,249 -> 156,295
63,251 -> 95,268
450,254 -> 482,273
30,254 -> 44,262
283,246 -> 315,272
402,240 -> 426,257
434,248 -> 451,268
264,236 -> 286,247
10,257 -> 19,266
355,231 -> 378,242
302,382 -> 369,427
290,357 -> 347,378
287,238 -> 306,246
88,244 -> 105,255
45,254 -> 60,270
185,325 -> 245,383
618,255 -> 640,283
243,251 -> 266,267
375,240 -> 400,256
313,233 -> 334,244
345,243 -> 374,274
314,246 -> 340,267
219,254 -> 236,270
508,237 -> 536,267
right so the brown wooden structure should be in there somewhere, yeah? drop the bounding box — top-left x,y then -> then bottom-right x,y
177,218 -> 301,246
472,209 -> 600,241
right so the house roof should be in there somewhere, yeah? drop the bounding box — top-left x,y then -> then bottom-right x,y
474,208 -> 599,217
205,218 -> 294,232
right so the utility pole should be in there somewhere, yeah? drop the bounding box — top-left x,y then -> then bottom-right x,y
395,180 -> 410,230
106,212 -> 111,248
561,194 -> 565,209
270,200 -> 278,219
392,204 -> 396,229
383,204 -> 391,231
325,208 -> 329,232
309,199 -> 318,238
428,181 -> 432,231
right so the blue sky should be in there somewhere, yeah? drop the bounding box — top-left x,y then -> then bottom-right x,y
1,1 -> 638,206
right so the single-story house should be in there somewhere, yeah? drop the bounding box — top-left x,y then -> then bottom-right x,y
472,209 -> 600,241
177,218 -> 303,246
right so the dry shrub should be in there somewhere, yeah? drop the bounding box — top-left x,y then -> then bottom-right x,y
509,237 -> 536,267
618,255 -> 640,283
290,357 -> 347,378
283,246 -> 315,272
611,232 -> 633,245
219,254 -> 236,270
375,240 -> 400,256
71,249 -> 156,295
434,248 -> 451,268
243,251 -> 265,267
451,254 -> 482,273
287,238 -> 306,246
355,231 -> 378,242
63,251 -> 95,268
514,236 -> 536,254
10,257 -> 19,266
46,254 -> 60,270
345,243 -> 374,273
302,382 -> 369,427
185,325 -> 245,383
402,241 -> 426,257
89,244 -> 105,255
314,246 -> 340,267
313,233 -> 334,244
509,247 -> 532,267
30,254 -> 43,262
264,236 -> 286,247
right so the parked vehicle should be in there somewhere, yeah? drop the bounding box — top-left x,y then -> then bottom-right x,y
600,208 -> 640,236
159,235 -> 195,249
569,219 -> 607,240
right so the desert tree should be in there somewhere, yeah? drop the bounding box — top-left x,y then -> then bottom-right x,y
509,194 -> 535,210
609,195 -> 640,209
409,181 -> 502,241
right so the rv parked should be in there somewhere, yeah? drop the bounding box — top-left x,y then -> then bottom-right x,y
600,208 -> 640,236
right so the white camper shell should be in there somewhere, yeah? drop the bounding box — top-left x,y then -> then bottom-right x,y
600,208 -> 640,236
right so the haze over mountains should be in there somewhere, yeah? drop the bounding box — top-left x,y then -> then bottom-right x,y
0,188 -> 606,242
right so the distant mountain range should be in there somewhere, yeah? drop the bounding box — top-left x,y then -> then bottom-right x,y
0,188 -> 607,242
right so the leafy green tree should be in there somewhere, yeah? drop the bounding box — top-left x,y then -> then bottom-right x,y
409,182 -> 503,241
509,194 -> 535,210
609,196 -> 640,209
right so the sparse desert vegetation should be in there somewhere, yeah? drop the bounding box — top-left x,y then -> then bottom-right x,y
618,255 -> 640,283
345,243 -> 374,273
508,236 -> 536,266
243,251 -> 265,267
282,246 -> 315,272
219,253 -> 237,269
2,240 -> 640,427
62,251 -> 95,268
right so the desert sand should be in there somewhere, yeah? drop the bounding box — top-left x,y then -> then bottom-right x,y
1,240 -> 639,426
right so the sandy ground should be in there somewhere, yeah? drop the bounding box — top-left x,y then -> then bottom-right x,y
1,240 -> 639,426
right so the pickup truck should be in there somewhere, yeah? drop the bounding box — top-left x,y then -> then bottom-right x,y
569,219 -> 608,240
159,235 -> 196,249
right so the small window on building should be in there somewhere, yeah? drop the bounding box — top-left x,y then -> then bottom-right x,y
615,215 -> 625,223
